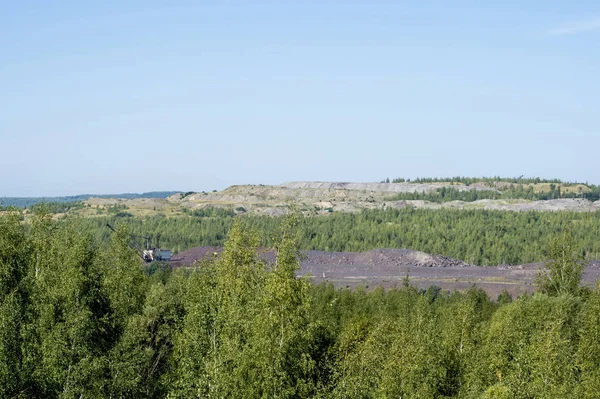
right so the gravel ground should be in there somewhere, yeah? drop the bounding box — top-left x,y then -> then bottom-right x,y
170,246 -> 600,298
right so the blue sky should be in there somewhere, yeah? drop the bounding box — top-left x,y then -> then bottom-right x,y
1,1 -> 599,196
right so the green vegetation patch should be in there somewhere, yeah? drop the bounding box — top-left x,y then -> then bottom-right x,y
1,210 -> 598,398
70,207 -> 600,266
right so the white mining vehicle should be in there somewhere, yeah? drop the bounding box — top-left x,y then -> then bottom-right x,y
142,248 -> 172,262
106,224 -> 172,263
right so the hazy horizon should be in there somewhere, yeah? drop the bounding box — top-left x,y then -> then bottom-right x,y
3,176 -> 600,198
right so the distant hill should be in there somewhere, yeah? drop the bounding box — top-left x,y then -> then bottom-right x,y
168,180 -> 600,215
0,191 -> 181,208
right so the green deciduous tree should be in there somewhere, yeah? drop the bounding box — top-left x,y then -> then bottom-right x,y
29,215 -> 114,397
108,277 -> 184,398
0,211 -> 31,397
251,212 -> 316,398
576,283 -> 600,398
535,232 -> 584,296
477,294 -> 579,399
102,223 -> 148,328
169,219 -> 266,398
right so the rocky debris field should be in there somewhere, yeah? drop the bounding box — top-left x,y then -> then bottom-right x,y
169,246 -> 222,267
171,247 -> 469,269
302,248 -> 468,268
170,246 -> 600,298
166,181 -> 600,215
278,181 -> 493,193
78,181 -> 600,217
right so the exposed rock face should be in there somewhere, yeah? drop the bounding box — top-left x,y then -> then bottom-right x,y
279,181 -> 492,193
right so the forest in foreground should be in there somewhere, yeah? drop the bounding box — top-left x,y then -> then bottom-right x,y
1,210 -> 600,398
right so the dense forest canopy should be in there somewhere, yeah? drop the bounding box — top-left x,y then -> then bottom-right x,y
70,207 -> 600,266
4,177 -> 600,267
382,176 -> 600,201
1,210 -> 599,398
386,185 -> 598,202
387,176 -> 580,185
